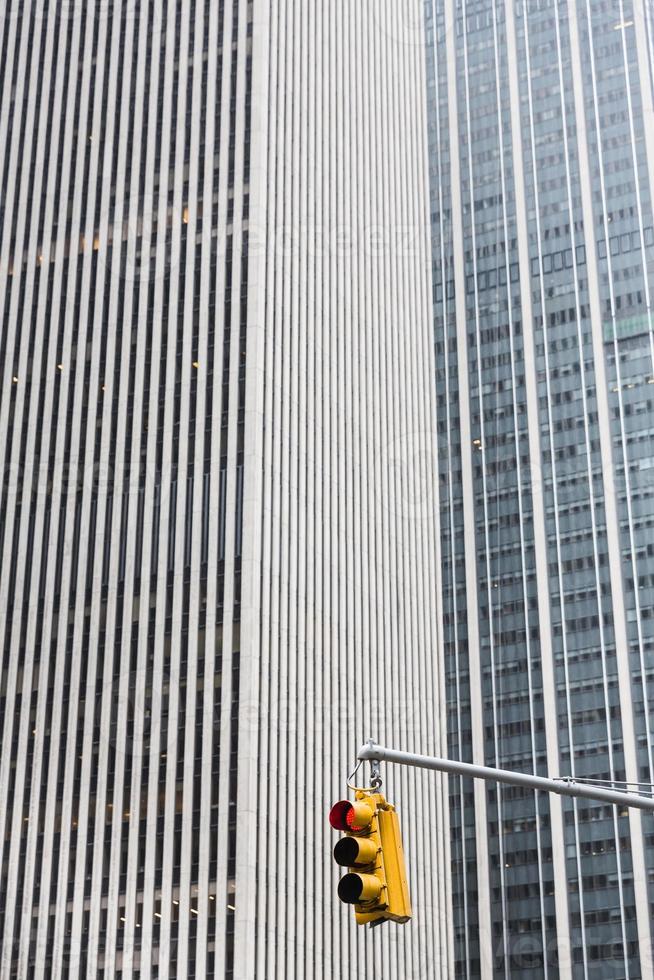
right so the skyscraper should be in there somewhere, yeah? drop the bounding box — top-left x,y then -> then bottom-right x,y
426,0 -> 654,975
0,1 -> 451,977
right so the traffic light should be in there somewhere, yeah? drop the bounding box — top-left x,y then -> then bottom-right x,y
329,791 -> 411,925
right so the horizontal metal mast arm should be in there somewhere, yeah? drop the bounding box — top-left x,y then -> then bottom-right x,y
358,742 -> 654,813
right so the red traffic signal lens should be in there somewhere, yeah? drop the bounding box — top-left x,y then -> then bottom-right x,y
329,801 -> 352,832
329,800 -> 373,833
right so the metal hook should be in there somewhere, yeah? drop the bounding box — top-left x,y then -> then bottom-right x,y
367,739 -> 383,790
347,740 -> 383,792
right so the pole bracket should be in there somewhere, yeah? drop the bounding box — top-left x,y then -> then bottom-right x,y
366,738 -> 383,790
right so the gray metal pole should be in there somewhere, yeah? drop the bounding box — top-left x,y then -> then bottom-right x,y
358,741 -> 654,813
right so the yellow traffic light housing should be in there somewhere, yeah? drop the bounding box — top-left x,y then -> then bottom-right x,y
329,790 -> 411,925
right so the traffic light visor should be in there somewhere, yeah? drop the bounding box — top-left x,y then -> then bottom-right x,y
337,873 -> 383,905
333,836 -> 378,868
329,801 -> 352,831
329,800 -> 373,832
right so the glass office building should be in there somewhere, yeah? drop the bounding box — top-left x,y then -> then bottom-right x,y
0,1 -> 452,977
426,0 -> 654,976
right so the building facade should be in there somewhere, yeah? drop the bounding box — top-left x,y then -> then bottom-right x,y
0,1 -> 451,978
425,0 -> 654,976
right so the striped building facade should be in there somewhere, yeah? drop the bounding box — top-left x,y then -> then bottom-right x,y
0,1 -> 451,978
425,0 -> 654,977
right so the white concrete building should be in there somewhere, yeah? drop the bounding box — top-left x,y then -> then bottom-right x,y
0,1 -> 451,977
